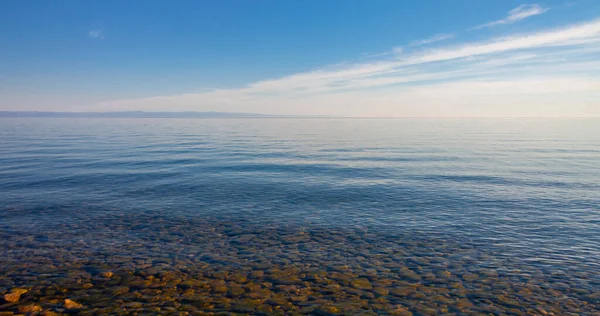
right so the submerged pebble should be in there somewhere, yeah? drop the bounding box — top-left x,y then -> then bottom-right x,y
0,212 -> 598,315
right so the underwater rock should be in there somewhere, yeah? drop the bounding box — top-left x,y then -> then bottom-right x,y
2,293 -> 21,303
350,278 -> 372,290
18,305 -> 43,313
64,299 -> 83,309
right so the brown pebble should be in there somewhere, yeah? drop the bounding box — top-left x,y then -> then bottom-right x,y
18,305 -> 43,313
3,293 -> 21,303
64,299 -> 83,309
11,288 -> 28,295
123,302 -> 143,308
101,271 -> 114,278
351,278 -> 372,290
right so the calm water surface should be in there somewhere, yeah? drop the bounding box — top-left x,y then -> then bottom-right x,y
1,118 -> 599,314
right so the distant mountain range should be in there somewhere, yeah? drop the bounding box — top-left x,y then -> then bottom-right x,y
0,111 -> 280,118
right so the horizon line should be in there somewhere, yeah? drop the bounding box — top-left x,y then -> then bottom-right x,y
0,111 -> 597,119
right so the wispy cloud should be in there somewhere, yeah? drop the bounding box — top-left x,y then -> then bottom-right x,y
361,51 -> 393,59
409,33 -> 455,46
392,47 -> 404,54
472,4 -> 549,30
95,17 -> 600,117
88,29 -> 104,40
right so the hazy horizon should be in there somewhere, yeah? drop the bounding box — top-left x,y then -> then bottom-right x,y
2,110 -> 600,118
2,1 -> 600,117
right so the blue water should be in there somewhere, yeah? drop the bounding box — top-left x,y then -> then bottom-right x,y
2,118 -> 600,313
1,118 -> 599,268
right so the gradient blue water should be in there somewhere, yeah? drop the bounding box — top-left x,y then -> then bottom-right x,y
1,118 -> 599,270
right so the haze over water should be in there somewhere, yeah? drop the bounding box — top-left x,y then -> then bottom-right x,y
1,118 -> 599,314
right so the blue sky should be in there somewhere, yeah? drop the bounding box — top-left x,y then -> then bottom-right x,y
1,0 -> 599,116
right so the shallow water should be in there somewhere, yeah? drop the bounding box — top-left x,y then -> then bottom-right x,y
1,118 -> 599,315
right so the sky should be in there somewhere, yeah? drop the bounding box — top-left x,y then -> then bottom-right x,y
1,0 -> 600,117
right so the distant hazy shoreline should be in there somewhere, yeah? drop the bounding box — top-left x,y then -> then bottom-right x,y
0,111 -> 336,118
1,112 -> 595,119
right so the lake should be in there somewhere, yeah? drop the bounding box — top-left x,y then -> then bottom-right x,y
1,118 -> 599,314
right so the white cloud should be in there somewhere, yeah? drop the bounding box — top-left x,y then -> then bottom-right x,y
392,47 -> 404,54
361,51 -> 393,58
409,33 -> 455,46
413,19 -> 600,63
197,18 -> 600,97
373,34 -> 453,60
472,4 -> 549,30
88,29 -> 104,40
34,17 -> 600,117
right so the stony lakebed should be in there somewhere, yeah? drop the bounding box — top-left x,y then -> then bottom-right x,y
1,210 -> 599,315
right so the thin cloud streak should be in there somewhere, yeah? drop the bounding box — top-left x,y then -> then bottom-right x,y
413,18 -> 600,63
409,33 -> 455,46
88,29 -> 104,40
472,4 -> 549,30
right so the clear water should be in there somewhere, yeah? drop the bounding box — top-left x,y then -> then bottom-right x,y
1,118 -> 599,314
